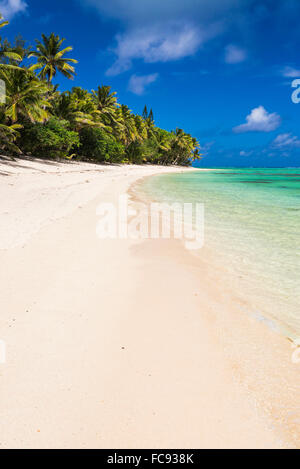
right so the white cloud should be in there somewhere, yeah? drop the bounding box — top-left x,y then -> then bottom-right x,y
82,0 -> 244,25
233,106 -> 281,133
281,66 -> 300,78
0,0 -> 27,19
79,1 -> 300,75
106,22 -> 217,76
80,0 -> 254,75
128,73 -> 158,95
79,0 -> 300,76
240,150 -> 253,156
225,44 -> 247,64
272,133 -> 300,148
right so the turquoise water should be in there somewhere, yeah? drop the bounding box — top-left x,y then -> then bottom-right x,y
141,168 -> 300,340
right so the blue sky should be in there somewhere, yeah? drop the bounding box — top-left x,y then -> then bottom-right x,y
1,0 -> 300,167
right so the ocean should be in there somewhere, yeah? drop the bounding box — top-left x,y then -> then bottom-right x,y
140,168 -> 300,341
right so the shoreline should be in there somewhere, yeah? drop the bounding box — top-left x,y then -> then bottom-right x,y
0,158 -> 299,448
130,172 -> 300,448
131,172 -> 298,343
131,171 -> 299,343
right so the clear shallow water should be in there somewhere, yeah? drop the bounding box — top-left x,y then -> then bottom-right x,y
141,168 -> 300,340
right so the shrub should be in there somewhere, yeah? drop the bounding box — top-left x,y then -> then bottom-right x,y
126,141 -> 144,164
78,127 -> 125,163
20,117 -> 80,158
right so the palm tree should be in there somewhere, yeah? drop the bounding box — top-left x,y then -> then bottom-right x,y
0,14 -> 8,29
153,129 -> 172,164
29,33 -> 77,84
71,87 -> 101,122
92,85 -> 120,131
0,68 -> 49,123
168,128 -> 191,165
0,122 -> 22,153
0,107 -> 22,153
191,148 -> 203,163
134,115 -> 148,142
169,129 -> 201,165
0,14 -> 22,67
52,91 -> 103,131
92,86 -> 118,114
116,105 -> 139,147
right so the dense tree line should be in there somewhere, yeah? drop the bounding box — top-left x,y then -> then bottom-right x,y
0,15 -> 202,166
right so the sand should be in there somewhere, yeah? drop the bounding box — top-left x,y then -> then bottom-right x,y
0,156 -> 299,449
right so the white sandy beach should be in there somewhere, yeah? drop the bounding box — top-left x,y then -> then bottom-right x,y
0,156 -> 299,449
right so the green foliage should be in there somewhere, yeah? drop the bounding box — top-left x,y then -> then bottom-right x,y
126,141 -> 144,164
28,33 -> 77,83
0,14 -> 22,69
0,108 -> 22,154
78,126 -> 125,163
0,67 -> 49,123
20,117 -> 79,158
126,137 -> 165,165
0,19 -> 202,165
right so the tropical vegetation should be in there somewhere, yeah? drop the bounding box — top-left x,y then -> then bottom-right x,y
0,15 -> 201,166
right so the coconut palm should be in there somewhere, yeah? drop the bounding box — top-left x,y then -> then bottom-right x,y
0,17 -> 201,165
91,85 -> 120,131
167,128 -> 192,165
0,14 -> 22,67
191,147 -> 203,163
92,86 -> 118,114
29,33 -> 77,84
0,109 -> 22,153
0,122 -> 22,153
71,87 -> 102,123
152,129 -> 172,164
0,68 -> 49,123
0,14 -> 8,29
52,91 -> 103,131
134,115 -> 148,142
116,105 -> 139,147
